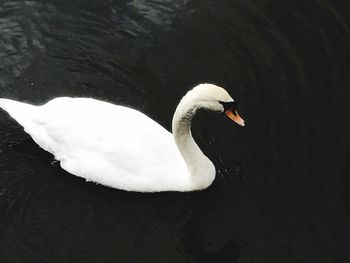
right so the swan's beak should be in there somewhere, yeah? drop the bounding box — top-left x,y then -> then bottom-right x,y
224,109 -> 245,127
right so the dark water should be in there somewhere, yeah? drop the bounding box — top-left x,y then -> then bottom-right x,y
0,0 -> 349,262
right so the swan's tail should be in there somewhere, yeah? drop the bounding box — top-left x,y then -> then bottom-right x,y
0,98 -> 37,127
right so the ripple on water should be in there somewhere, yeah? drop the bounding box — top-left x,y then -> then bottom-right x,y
0,0 -> 186,101
1,0 -> 348,262
0,151 -> 101,262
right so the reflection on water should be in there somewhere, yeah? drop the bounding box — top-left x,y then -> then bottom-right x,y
0,0 -> 349,262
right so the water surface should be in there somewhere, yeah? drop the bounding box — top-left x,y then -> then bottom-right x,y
0,0 -> 349,262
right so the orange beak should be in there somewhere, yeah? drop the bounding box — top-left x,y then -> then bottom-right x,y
224,109 -> 245,126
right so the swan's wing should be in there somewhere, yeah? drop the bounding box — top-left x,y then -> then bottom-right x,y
38,98 -> 178,161
26,98 -> 188,191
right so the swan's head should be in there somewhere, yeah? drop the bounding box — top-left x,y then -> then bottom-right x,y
185,83 -> 245,126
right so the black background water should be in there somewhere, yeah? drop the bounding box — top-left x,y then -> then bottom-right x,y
0,0 -> 349,262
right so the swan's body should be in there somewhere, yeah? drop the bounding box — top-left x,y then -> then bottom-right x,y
0,84 -> 244,192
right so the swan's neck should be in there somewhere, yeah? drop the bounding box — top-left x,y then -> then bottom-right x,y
172,98 -> 215,190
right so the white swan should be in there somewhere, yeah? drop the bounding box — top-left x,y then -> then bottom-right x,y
0,83 -> 244,192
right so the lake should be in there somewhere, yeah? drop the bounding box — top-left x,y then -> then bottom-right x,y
0,0 -> 349,262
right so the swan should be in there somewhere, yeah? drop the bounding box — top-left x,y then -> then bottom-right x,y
0,83 -> 244,192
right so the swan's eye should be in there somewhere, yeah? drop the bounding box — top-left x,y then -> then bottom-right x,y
219,101 -> 238,112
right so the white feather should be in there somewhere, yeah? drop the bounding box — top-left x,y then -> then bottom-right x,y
0,84 -> 236,192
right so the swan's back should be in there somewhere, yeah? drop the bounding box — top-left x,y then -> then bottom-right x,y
0,97 -> 189,192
